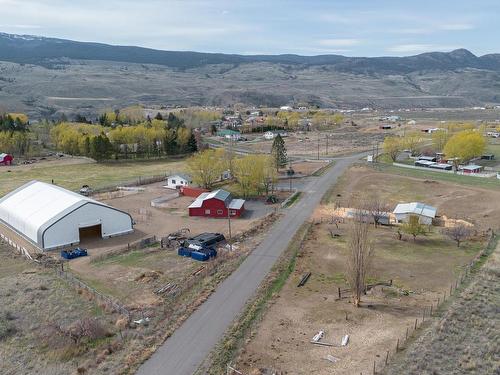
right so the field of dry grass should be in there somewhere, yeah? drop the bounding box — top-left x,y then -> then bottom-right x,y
0,158 -> 186,196
231,165 -> 496,375
383,239 -> 500,375
0,243 -> 120,375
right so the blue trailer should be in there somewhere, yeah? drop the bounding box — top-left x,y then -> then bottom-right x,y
61,248 -> 88,260
178,245 -> 217,262
177,247 -> 192,257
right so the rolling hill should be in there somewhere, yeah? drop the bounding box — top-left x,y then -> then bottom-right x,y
1,32 -> 499,118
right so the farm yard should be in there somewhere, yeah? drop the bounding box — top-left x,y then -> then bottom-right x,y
66,180 -> 277,308
229,165 -> 499,375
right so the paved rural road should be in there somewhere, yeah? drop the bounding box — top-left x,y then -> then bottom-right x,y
137,153 -> 365,375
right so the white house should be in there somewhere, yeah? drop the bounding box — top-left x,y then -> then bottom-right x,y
393,202 -> 437,225
0,181 -> 133,250
165,174 -> 192,189
263,130 -> 288,140
280,106 -> 293,111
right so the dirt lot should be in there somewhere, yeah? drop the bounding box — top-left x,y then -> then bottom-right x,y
242,128 -> 385,157
0,243 -> 118,375
233,166 -> 494,375
383,240 -> 500,375
280,160 -> 330,176
234,223 -> 483,375
323,165 -> 500,231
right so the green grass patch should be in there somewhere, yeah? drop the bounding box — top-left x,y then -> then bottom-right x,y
374,163 -> 500,190
470,235 -> 498,274
311,161 -> 334,176
0,158 -> 186,196
283,191 -> 302,207
204,222 -> 312,375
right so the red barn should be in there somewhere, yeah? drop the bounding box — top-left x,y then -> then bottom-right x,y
188,189 -> 245,218
0,153 -> 13,166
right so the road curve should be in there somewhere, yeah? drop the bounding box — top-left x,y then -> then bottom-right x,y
136,153 -> 363,375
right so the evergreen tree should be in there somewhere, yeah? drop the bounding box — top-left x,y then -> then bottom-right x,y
90,133 -> 113,161
167,113 -> 185,129
187,131 -> 198,153
271,134 -> 287,171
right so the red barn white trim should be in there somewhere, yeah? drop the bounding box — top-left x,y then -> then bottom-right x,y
188,189 -> 245,218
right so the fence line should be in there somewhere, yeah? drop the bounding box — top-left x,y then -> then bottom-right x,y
0,232 -> 131,318
89,174 -> 168,196
371,232 -> 496,374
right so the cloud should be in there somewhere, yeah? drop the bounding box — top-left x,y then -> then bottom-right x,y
317,38 -> 361,47
387,44 -> 461,53
440,23 -> 475,31
0,24 -> 41,29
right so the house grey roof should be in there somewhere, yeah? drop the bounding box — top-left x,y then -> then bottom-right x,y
169,173 -> 191,181
393,202 -> 437,218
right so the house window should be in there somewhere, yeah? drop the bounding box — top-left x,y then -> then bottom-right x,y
205,209 -> 211,215
230,210 -> 237,216
171,179 -> 176,184
217,209 -> 223,215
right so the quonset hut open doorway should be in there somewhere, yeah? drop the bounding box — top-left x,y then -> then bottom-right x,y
79,224 -> 103,245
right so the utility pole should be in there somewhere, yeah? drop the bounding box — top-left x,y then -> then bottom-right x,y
317,132 -> 320,160
226,203 -> 233,251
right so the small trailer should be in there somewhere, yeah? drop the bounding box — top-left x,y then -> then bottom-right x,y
61,247 -> 88,259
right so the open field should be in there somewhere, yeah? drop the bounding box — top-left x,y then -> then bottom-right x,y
325,165 -> 500,230
0,243 -> 118,375
234,224 -> 483,375
371,162 -> 500,191
240,127 -> 385,157
0,158 -> 186,197
383,239 -> 500,375
231,165 -> 495,374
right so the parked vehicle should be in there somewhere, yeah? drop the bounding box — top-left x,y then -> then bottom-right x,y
61,247 -> 88,259
79,185 -> 93,196
184,232 -> 225,248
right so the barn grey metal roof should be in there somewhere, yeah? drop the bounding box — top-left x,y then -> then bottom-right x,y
393,202 -> 437,218
188,189 -> 232,208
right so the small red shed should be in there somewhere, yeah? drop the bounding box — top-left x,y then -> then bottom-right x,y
180,186 -> 209,198
188,189 -> 245,218
0,153 -> 13,166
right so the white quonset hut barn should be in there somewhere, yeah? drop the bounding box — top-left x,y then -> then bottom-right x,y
0,180 -> 133,250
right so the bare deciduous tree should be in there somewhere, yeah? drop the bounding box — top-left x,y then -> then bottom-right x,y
346,216 -> 374,307
442,223 -> 472,247
367,195 -> 390,227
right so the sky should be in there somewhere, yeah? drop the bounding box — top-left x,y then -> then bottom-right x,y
0,0 -> 498,56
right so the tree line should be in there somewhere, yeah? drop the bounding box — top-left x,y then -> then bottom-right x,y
50,115 -> 197,161
383,126 -> 486,168
0,113 -> 30,156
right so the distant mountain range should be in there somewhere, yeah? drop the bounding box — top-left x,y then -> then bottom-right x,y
1,32 -> 500,118
1,32 -> 500,73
